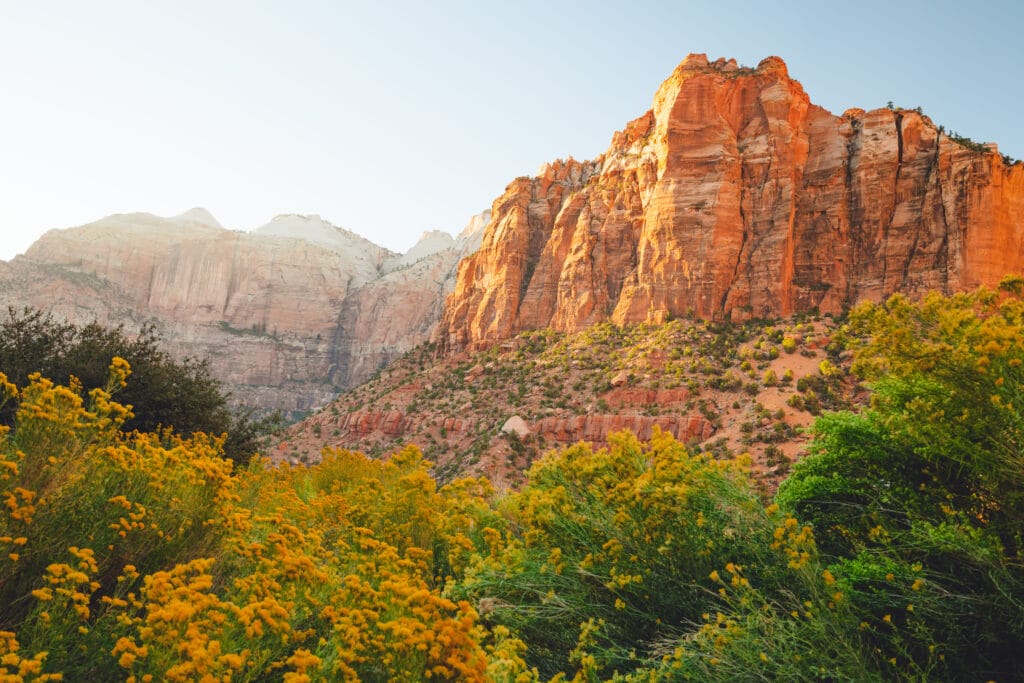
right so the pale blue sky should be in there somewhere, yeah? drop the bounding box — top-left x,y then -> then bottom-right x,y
2,0 -> 1021,260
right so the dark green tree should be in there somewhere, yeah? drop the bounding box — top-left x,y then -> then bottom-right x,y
0,307 -> 278,463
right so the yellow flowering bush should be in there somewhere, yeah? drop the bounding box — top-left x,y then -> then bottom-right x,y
451,429 -> 790,679
0,630 -> 61,682
0,364 -> 497,681
213,446 -> 491,680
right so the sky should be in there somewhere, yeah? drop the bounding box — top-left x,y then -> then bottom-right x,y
1,0 -> 1022,261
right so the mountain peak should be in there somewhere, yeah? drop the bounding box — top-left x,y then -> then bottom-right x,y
415,229 -> 455,244
170,207 -> 222,228
678,52 -> 710,70
756,55 -> 788,76
668,54 -> 789,85
387,230 -> 456,270
254,214 -> 393,254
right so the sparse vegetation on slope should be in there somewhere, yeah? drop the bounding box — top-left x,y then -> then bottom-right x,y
279,312 -> 857,487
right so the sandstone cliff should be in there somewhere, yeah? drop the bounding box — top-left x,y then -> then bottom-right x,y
436,54 -> 1024,349
0,210 -> 486,416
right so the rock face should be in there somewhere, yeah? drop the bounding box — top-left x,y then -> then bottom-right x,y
531,413 -> 713,445
500,415 -> 531,438
0,210 -> 486,416
437,54 -> 1024,350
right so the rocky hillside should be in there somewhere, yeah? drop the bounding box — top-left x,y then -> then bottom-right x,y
0,209 -> 486,417
275,311 -> 859,488
436,54 -> 1024,350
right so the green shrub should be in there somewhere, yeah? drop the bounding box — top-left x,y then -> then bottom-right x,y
778,290 -> 1024,680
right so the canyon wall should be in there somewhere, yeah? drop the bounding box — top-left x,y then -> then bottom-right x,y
0,210 -> 485,416
437,54 -> 1024,349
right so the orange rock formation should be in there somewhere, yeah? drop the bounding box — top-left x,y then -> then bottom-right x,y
437,54 -> 1024,349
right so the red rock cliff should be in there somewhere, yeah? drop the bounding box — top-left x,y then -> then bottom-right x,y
437,54 -> 1024,349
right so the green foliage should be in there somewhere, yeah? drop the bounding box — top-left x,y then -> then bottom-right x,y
843,289 -> 1024,524
779,289 -> 1024,680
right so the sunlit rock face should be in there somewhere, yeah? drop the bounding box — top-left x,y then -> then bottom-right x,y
437,54 -> 1024,350
0,210 -> 487,416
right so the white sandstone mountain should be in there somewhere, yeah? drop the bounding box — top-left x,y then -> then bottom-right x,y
0,209 -> 487,417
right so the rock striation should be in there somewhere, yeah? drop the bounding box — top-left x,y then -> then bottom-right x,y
531,413 -> 714,445
0,210 -> 487,416
436,54 -> 1024,349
